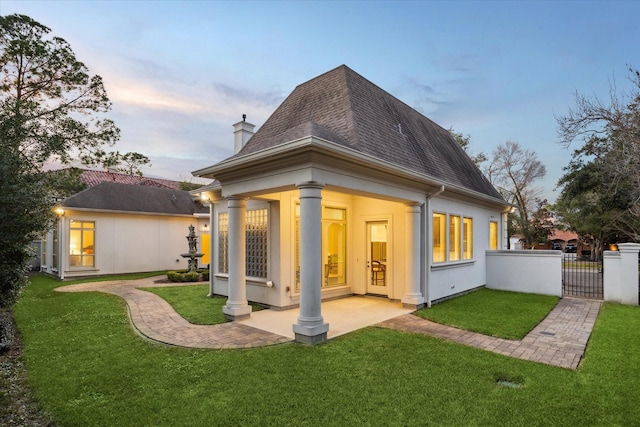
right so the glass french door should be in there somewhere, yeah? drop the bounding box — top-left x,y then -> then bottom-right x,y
366,221 -> 388,295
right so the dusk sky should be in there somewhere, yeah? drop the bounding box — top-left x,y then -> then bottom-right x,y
2,0 -> 639,202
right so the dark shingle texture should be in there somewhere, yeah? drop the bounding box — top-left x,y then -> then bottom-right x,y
62,182 -> 208,215
237,65 -> 501,199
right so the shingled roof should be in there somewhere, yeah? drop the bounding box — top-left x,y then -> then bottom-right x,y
235,65 -> 502,200
62,182 -> 208,215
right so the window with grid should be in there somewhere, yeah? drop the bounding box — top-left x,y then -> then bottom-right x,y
489,221 -> 498,250
463,217 -> 473,259
69,221 -> 95,268
52,224 -> 59,270
245,209 -> 268,278
432,212 -> 446,263
218,212 -> 229,274
449,215 -> 461,261
294,204 -> 347,292
217,208 -> 268,278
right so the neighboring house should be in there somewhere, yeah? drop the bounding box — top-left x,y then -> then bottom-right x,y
40,178 -> 210,279
547,229 -> 593,255
547,229 -> 579,251
78,169 -> 183,189
193,65 -> 510,344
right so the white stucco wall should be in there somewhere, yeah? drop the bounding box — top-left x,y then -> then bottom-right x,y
485,250 -> 562,297
428,196 -> 503,303
59,210 -> 207,278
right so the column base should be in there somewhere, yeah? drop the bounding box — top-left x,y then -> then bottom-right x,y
401,293 -> 425,309
223,304 -> 252,321
293,322 -> 329,345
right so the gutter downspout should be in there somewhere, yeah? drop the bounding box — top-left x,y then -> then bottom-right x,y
428,185 -> 445,200
424,185 -> 445,307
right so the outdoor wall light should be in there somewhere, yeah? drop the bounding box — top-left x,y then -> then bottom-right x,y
203,224 -> 209,231
54,207 -> 65,217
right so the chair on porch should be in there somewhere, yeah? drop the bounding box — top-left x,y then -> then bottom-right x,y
371,260 -> 386,286
325,254 -> 339,284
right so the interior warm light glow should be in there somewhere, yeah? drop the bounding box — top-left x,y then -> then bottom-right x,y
69,221 -> 95,268
449,215 -> 461,261
370,224 -> 387,243
433,213 -> 446,263
489,221 -> 498,250
463,217 -> 473,259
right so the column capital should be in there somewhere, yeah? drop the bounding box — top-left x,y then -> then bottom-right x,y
405,202 -> 423,212
296,181 -> 325,191
618,243 -> 640,254
227,197 -> 247,208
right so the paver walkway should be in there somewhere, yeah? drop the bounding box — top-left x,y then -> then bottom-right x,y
58,278 -> 601,369
57,277 -> 292,349
378,297 -> 602,369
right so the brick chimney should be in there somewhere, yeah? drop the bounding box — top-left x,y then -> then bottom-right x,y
233,114 -> 255,154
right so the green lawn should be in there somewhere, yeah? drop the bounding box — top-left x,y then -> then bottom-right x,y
13,275 -> 640,426
415,288 -> 559,339
142,284 -> 263,325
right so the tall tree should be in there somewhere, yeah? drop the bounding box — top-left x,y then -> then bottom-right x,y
556,67 -> 640,241
0,14 -> 119,307
487,140 -> 547,249
554,159 -> 629,259
449,128 -> 487,166
87,150 -> 152,176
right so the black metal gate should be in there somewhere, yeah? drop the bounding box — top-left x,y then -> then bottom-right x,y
562,254 -> 603,299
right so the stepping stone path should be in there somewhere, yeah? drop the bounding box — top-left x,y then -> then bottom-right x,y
377,297 -> 601,369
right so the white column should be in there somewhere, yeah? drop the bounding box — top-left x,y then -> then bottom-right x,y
618,243 -> 640,305
293,182 -> 329,344
222,197 -> 252,320
402,203 -> 425,308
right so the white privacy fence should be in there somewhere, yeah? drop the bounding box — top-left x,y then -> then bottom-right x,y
485,243 -> 640,306
486,250 -> 562,297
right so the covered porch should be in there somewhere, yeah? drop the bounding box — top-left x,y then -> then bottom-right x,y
194,135 -> 439,344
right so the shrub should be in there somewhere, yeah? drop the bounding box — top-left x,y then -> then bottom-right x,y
183,272 -> 199,282
167,271 -> 201,282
